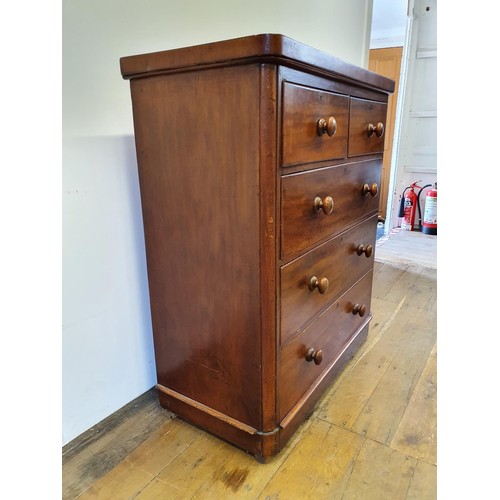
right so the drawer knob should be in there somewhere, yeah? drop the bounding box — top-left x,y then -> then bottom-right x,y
317,116 -> 337,137
309,276 -> 330,294
314,195 -> 334,215
362,182 -> 378,197
356,244 -> 373,258
352,304 -> 367,317
367,122 -> 385,138
305,347 -> 324,365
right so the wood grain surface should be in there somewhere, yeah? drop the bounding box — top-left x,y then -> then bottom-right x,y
281,159 -> 381,259
281,82 -> 348,166
280,215 -> 377,345
130,65 -> 263,429
348,98 -> 388,156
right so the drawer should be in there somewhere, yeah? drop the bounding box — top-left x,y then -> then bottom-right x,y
282,83 -> 348,167
280,215 -> 377,346
278,270 -> 373,421
348,98 -> 387,157
281,159 -> 381,259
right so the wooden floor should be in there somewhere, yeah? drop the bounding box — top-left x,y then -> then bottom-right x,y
375,227 -> 437,270
63,233 -> 437,499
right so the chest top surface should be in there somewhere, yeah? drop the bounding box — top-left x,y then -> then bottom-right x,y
120,33 -> 394,94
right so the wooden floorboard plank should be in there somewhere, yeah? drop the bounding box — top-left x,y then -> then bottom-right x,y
382,264 -> 423,305
320,270 -> 413,400
350,306 -> 436,445
126,418 -> 202,476
76,417 -> 200,499
394,267 -> 437,312
372,260 -> 409,300
316,296 -> 402,404
76,459 -> 154,500
405,459 -> 437,500
391,342 -> 437,464
319,260 -> 436,443
317,335 -> 397,430
418,267 -> 437,312
189,436 -> 294,498
139,413 -> 310,499
134,434 -> 229,499
62,388 -> 173,500
375,230 -> 436,269
257,419 -> 364,500
369,296 -> 404,337
340,438 -> 417,500
318,295 -> 419,430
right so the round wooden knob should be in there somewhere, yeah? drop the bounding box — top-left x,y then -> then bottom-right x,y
362,183 -> 378,197
309,276 -> 329,294
367,122 -> 385,138
305,347 -> 324,365
352,304 -> 367,317
314,196 -> 334,215
317,116 -> 337,137
356,244 -> 373,258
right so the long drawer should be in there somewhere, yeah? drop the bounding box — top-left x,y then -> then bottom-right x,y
278,270 -> 374,422
281,83 -> 348,167
281,159 -> 381,259
280,215 -> 377,346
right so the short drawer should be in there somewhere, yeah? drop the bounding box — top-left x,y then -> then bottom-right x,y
278,270 -> 373,421
282,82 -> 348,167
280,215 -> 377,346
281,159 -> 381,259
348,98 -> 387,157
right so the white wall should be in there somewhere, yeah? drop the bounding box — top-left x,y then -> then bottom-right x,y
370,0 -> 407,48
62,0 -> 374,445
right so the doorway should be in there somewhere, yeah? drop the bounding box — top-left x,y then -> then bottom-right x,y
368,46 -> 403,224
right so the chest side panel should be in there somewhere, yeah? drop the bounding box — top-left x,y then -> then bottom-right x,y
130,65 -> 263,429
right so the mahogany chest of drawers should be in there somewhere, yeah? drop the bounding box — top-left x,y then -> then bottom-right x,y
120,34 -> 394,460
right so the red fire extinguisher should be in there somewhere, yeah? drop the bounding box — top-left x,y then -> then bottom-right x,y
399,181 -> 419,231
421,182 -> 437,235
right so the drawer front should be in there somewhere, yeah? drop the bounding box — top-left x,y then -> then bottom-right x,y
282,83 -> 348,167
348,98 -> 387,157
281,159 -> 381,259
278,270 -> 373,421
280,215 -> 377,346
